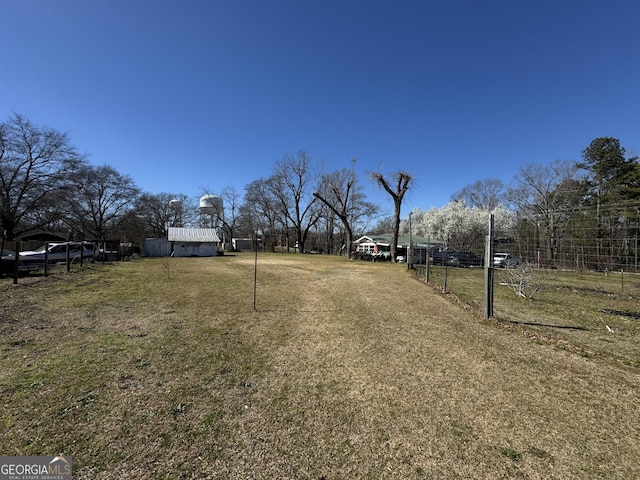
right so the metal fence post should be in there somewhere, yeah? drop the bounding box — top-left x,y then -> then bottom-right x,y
426,236 -> 430,283
13,241 -> 20,284
484,214 -> 495,318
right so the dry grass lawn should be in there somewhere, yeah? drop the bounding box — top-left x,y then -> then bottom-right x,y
1,253 -> 639,479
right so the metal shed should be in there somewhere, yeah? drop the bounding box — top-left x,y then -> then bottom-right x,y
167,227 -> 221,257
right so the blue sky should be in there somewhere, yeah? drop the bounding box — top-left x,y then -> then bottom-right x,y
2,1 -> 639,218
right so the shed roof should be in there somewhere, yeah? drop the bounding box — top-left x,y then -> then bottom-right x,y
168,227 -> 221,243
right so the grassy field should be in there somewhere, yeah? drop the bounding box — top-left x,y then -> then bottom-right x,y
419,263 -> 640,368
1,253 -> 639,479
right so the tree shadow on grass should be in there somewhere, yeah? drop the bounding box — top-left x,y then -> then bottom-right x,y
502,319 -> 589,331
602,309 -> 640,319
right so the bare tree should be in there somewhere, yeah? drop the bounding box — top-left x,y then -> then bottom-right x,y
271,151 -> 320,253
241,177 -> 285,250
371,171 -> 412,262
0,113 -> 83,239
135,192 -> 194,238
314,166 -> 377,255
506,160 -> 584,266
452,178 -> 505,210
65,164 -> 140,241
219,185 -> 244,247
370,215 -> 395,235
498,262 -> 555,299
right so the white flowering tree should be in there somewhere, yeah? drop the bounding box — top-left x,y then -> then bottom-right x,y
404,201 -> 516,251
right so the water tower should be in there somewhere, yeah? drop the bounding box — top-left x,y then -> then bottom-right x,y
199,194 -> 223,227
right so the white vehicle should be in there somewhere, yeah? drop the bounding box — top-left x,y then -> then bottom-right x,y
493,252 -> 521,268
19,242 -> 97,271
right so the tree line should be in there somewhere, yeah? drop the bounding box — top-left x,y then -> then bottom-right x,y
404,137 -> 640,270
0,113 -> 413,259
0,114 -> 140,243
3,113 -> 636,268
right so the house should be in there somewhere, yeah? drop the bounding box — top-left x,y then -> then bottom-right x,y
166,227 -> 221,257
353,233 -> 444,263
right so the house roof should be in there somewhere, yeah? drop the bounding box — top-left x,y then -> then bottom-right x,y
353,233 -> 444,247
168,227 -> 221,243
17,230 -> 71,242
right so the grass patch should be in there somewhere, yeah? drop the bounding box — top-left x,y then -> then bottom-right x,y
1,254 -> 640,478
500,447 -> 522,462
418,264 -> 640,367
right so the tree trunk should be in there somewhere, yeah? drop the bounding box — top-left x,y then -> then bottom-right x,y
371,172 -> 412,264
390,199 -> 402,262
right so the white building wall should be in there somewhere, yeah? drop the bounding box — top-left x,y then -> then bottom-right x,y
172,242 -> 217,257
143,238 -> 172,257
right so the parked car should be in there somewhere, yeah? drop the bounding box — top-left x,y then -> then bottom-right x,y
19,242 -> 97,271
430,250 -> 483,268
493,252 -> 521,268
448,251 -> 484,267
430,250 -> 452,265
1,249 -> 17,275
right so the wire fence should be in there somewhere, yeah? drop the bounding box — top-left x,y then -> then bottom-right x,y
406,206 -> 640,320
509,203 -> 640,274
0,240 -> 129,284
